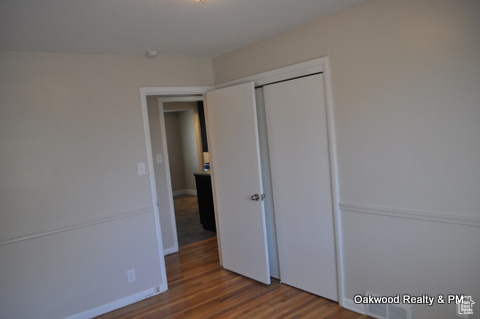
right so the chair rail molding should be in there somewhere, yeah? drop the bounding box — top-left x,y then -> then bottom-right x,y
0,206 -> 153,246
339,202 -> 480,227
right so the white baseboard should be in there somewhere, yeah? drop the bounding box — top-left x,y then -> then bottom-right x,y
342,297 -> 366,315
66,285 -> 167,319
172,190 -> 184,196
163,246 -> 179,255
172,189 -> 197,196
185,189 -> 197,196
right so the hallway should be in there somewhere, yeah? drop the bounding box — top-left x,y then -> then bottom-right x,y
173,195 -> 216,247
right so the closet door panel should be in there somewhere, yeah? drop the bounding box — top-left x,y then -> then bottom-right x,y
264,74 -> 337,300
205,82 -> 270,285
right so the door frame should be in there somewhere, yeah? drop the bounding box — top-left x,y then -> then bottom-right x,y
140,87 -> 212,259
139,56 -> 343,304
157,95 -> 204,254
211,56 -> 343,303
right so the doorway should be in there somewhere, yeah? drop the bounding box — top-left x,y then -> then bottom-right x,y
142,89 -> 215,256
162,102 -> 216,247
140,57 -> 342,304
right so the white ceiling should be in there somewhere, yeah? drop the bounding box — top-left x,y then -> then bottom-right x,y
0,0 -> 369,58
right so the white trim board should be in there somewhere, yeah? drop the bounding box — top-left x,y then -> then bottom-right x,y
172,189 -> 198,197
214,58 -> 325,89
163,246 -> 178,256
0,206 -> 152,246
140,87 -> 212,96
342,297 -> 367,316
339,202 -> 480,228
66,286 -> 166,319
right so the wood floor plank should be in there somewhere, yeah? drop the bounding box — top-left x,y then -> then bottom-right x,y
96,238 -> 371,319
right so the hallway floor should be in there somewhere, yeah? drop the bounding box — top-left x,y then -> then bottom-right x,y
173,195 -> 216,247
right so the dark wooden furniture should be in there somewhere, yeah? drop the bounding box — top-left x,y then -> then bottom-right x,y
194,172 -> 216,232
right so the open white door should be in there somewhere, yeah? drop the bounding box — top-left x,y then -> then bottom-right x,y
205,82 -> 270,285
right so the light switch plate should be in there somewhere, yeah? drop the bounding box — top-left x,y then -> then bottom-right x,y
137,162 -> 146,175
156,154 -> 163,163
127,269 -> 136,283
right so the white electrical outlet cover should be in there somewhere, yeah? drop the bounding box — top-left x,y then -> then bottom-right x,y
137,163 -> 146,175
127,269 -> 136,283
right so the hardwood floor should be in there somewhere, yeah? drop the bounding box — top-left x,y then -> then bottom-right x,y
97,238 -> 370,319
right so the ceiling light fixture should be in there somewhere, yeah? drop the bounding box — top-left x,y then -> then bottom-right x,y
196,0 -> 205,3
146,51 -> 158,57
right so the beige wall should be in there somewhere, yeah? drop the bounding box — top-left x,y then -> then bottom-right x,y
214,0 -> 480,217
164,112 -> 186,192
179,109 -> 201,191
213,0 -> 480,318
164,101 -> 202,193
0,52 -> 213,319
2,0 -> 479,317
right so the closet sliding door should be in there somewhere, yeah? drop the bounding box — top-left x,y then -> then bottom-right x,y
263,74 -> 338,300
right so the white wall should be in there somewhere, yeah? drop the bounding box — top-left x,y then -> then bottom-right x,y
213,0 -> 480,318
0,52 -> 213,319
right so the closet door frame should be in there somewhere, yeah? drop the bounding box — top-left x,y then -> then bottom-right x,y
214,57 -> 343,303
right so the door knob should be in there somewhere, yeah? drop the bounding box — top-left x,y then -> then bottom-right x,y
251,194 -> 266,201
